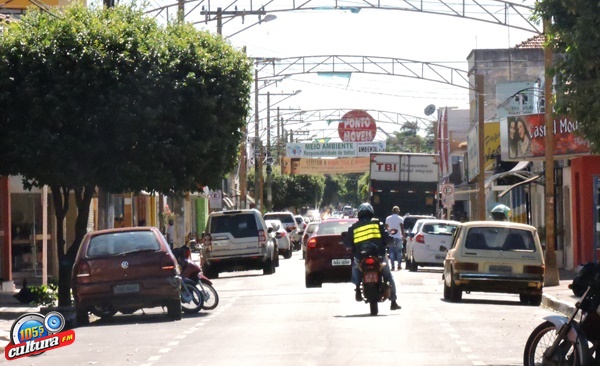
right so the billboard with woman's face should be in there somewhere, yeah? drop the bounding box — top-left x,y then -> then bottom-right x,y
500,114 -> 590,161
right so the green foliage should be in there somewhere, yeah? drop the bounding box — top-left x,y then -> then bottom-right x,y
250,167 -> 325,211
27,282 -> 58,307
534,0 -> 600,152
0,3 -> 253,193
0,3 -> 252,306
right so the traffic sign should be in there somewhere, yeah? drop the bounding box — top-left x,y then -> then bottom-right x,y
441,183 -> 455,207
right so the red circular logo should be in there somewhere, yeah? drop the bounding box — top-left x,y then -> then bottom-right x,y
338,110 -> 377,142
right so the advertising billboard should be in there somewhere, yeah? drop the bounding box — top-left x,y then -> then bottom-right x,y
337,110 -> 377,142
467,122 -> 500,182
285,141 -> 386,158
500,114 -> 590,161
281,157 -> 370,175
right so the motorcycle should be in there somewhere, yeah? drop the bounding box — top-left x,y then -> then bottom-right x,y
357,242 -> 391,316
523,263 -> 600,365
173,243 -> 220,310
181,277 -> 204,314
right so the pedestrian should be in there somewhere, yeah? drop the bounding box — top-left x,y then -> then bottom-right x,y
166,219 -> 175,249
385,205 -> 405,270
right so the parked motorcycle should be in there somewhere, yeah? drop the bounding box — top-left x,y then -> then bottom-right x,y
181,277 -> 204,314
523,263 -> 600,365
173,244 -> 219,310
357,243 -> 391,316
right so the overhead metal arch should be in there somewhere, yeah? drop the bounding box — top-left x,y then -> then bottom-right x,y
146,0 -> 541,35
254,55 -> 474,91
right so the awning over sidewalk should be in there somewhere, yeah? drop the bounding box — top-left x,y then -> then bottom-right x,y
484,161 -> 536,189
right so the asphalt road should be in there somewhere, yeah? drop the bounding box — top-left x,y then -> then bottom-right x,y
4,251 -> 557,366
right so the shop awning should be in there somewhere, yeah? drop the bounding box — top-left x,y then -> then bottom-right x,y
484,161 -> 536,189
498,172 -> 544,198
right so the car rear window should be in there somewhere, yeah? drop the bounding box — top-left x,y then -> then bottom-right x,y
87,231 -> 160,257
316,221 -> 355,235
264,214 -> 294,224
465,227 -> 536,251
422,223 -> 458,236
210,214 -> 259,238
295,217 -> 304,225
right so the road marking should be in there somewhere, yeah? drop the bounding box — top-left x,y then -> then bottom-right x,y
147,356 -> 161,361
158,348 -> 171,353
167,341 -> 179,346
175,334 -> 186,339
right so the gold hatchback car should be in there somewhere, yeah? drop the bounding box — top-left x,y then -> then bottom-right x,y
443,221 -> 545,305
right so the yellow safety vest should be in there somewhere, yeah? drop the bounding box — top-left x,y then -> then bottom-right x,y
353,222 -> 381,246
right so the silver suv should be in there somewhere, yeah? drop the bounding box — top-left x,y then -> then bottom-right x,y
202,209 -> 277,278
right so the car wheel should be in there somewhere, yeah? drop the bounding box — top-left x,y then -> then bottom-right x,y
263,257 -> 275,275
443,279 -> 451,300
520,293 -> 542,306
90,305 -> 117,319
449,273 -> 462,302
76,306 -> 89,326
166,300 -> 182,321
202,264 -> 219,279
302,249 -> 306,260
305,273 -> 322,288
283,249 -> 293,259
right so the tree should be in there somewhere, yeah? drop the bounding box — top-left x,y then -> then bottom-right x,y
0,4 -> 252,306
249,168 -> 325,211
534,0 -> 600,150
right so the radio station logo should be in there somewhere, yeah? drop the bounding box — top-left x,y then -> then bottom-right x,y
4,311 -> 75,360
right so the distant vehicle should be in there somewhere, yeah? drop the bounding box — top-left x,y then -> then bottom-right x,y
301,221 -> 319,259
443,220 -> 545,305
294,215 -> 307,250
202,209 -> 277,278
72,226 -> 182,324
405,219 -> 460,271
341,206 -> 353,217
369,152 -> 439,218
402,214 -> 436,258
264,212 -> 299,247
305,218 -> 357,288
265,219 -> 292,259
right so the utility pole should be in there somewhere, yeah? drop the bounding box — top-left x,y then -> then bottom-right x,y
266,92 -> 272,211
477,74 -> 486,220
543,18 -> 559,286
254,68 -> 261,210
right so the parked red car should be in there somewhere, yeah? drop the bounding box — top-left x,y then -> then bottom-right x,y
305,218 -> 357,288
72,226 -> 182,324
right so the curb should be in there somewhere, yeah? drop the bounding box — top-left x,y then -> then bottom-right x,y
542,292 -> 576,316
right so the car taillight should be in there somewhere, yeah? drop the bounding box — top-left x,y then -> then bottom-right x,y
455,261 -> 478,271
258,230 -> 267,247
303,223 -> 307,230
524,265 -> 545,275
415,234 -> 425,244
76,261 -> 90,283
161,253 -> 177,270
203,233 -> 212,252
365,257 -> 375,265
307,237 -> 317,249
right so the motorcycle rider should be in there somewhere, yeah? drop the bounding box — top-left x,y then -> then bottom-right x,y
343,203 -> 401,311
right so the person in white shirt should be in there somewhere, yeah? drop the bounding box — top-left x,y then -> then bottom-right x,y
385,206 -> 405,270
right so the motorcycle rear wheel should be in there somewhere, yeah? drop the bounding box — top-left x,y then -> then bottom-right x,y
369,299 -> 378,316
523,320 -> 590,366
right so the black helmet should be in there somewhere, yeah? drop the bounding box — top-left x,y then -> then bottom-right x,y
357,203 -> 374,220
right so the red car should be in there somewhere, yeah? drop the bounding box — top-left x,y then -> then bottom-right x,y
305,218 -> 357,288
72,226 -> 182,324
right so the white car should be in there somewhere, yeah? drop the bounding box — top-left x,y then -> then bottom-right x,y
406,219 -> 461,272
265,219 -> 293,259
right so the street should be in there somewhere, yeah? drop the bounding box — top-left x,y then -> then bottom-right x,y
6,251 -> 556,366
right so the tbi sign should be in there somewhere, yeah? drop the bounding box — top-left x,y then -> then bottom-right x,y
338,110 -> 377,142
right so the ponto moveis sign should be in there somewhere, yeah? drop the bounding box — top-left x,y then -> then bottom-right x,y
338,110 -> 377,142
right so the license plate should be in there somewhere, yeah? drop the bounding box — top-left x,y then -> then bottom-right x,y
212,240 -> 228,247
332,259 -> 351,266
489,265 -> 512,273
364,271 -> 378,283
113,283 -> 140,294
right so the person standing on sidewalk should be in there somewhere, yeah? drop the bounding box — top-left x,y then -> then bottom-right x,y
385,206 -> 405,270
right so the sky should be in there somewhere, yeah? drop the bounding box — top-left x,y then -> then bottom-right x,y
142,0 -> 539,142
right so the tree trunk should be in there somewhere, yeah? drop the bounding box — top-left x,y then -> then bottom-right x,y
52,184 -> 95,307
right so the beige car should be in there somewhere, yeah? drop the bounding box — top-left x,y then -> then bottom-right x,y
443,221 -> 545,305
